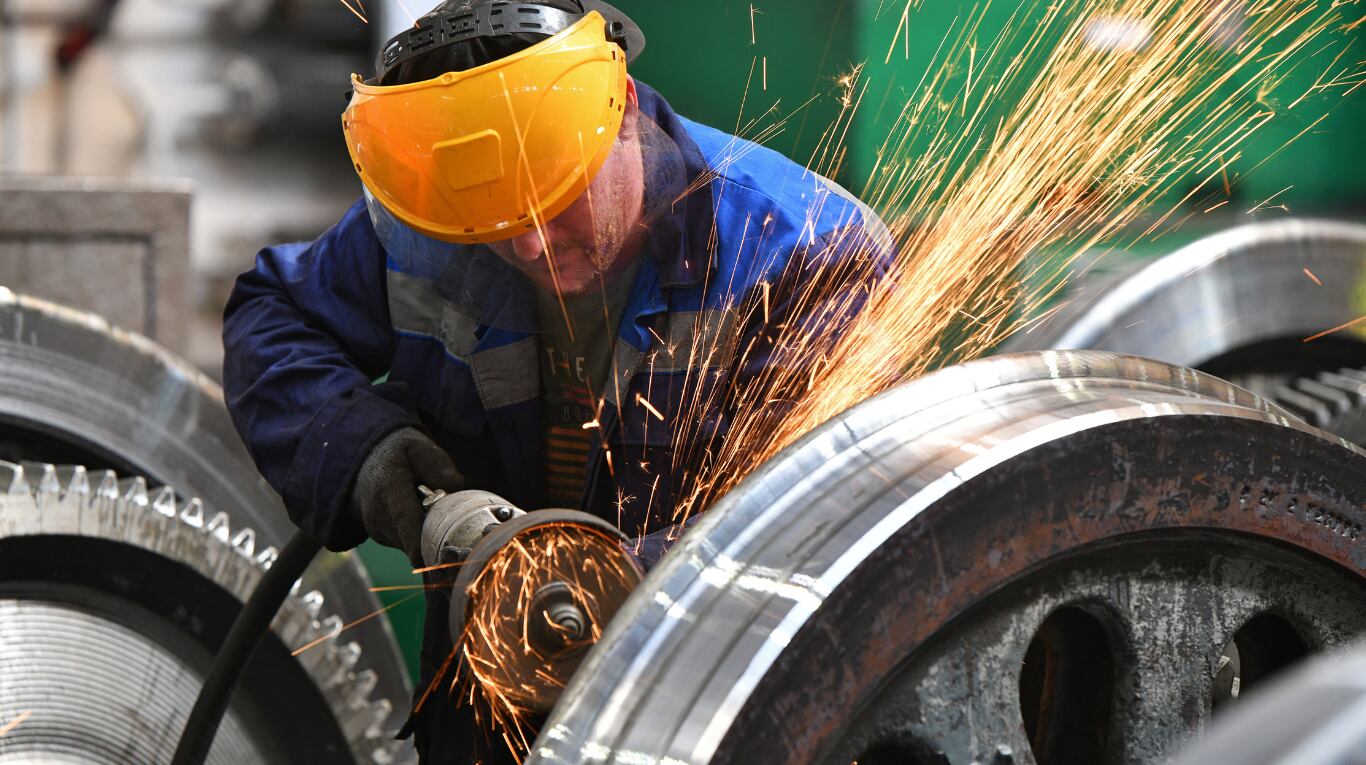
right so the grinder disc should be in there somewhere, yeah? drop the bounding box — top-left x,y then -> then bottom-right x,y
449,509 -> 643,714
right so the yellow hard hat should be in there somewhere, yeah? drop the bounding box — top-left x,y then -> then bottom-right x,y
342,9 -> 629,244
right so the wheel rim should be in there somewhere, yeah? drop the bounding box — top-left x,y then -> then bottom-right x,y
1003,219 -> 1366,396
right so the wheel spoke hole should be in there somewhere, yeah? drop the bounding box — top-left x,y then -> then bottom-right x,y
1019,606 -> 1116,765
1212,614 -> 1308,714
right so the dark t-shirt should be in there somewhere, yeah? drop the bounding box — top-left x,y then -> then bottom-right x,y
535,262 -> 639,508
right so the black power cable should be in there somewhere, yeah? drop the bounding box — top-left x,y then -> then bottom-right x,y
172,530 -> 322,765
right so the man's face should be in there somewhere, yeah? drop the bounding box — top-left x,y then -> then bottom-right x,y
488,117 -> 646,296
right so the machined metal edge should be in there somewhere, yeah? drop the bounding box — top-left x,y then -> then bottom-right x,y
0,460 -> 402,764
529,350 -> 1366,765
1004,218 -> 1366,362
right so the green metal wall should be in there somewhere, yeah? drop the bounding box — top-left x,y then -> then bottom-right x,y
847,1 -> 1366,221
616,0 -> 859,170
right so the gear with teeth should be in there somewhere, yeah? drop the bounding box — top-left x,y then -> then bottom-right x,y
1271,366 -> 1366,447
0,286 -> 412,760
0,460 -> 402,764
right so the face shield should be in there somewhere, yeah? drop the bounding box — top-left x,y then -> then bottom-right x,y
344,11 -> 629,245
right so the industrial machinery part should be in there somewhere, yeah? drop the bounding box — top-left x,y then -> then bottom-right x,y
1004,219 -> 1366,397
530,351 -> 1366,765
1170,638 -> 1366,765
0,289 -> 411,740
1270,366 -> 1366,447
0,461 -> 395,763
421,490 -> 643,713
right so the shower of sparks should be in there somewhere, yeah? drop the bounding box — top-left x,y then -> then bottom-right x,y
665,0 -> 1359,524
0,710 -> 31,738
437,523 -> 639,757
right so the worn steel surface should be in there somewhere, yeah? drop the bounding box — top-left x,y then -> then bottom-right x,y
528,351 -> 1366,765
1005,219 -> 1366,395
0,461 -> 399,763
0,288 -> 413,742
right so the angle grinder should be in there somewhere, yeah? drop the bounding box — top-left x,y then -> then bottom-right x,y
418,487 -> 643,712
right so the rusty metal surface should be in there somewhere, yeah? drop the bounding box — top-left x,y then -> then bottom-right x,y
528,351 -> 1366,765
0,176 -> 193,355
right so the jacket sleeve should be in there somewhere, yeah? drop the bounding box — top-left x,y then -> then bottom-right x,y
222,199 -> 422,551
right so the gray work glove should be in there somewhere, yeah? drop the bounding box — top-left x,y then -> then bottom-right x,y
351,427 -> 464,566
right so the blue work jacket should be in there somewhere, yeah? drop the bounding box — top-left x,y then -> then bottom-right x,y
223,83 -> 888,555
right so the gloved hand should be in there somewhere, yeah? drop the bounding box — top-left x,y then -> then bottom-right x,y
350,427 -> 464,565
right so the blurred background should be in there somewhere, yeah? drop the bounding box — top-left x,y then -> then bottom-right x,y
1,0 -> 1361,677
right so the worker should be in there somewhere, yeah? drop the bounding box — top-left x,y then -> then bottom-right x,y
221,0 -> 889,760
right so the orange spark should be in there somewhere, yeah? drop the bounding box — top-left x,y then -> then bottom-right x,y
635,392 -> 665,421
0,710 -> 30,738
291,593 -> 422,657
1304,314 -> 1366,343
666,0 -> 1351,525
411,560 -> 467,575
1303,267 -> 1323,285
337,0 -> 367,24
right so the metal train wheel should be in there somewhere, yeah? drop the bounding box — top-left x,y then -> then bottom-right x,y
0,287 -> 411,741
1003,219 -> 1366,397
529,351 -> 1366,765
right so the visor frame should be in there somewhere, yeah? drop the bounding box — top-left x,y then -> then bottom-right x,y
373,0 -> 646,87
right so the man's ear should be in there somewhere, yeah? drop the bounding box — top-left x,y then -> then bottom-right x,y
621,75 -> 640,132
